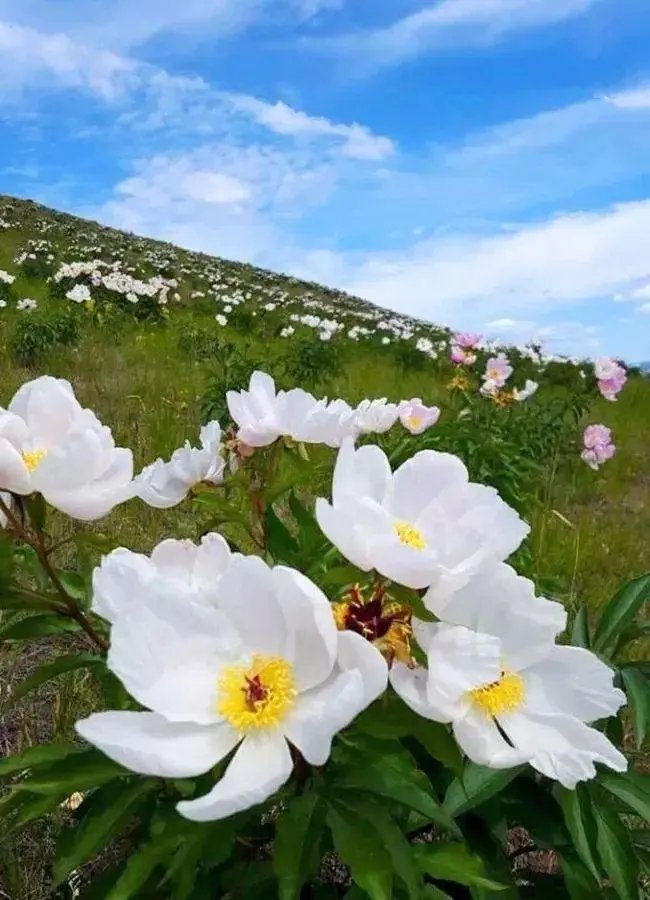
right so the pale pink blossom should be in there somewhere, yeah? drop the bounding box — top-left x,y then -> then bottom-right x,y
594,358 -> 627,402
398,399 -> 440,435
483,354 -> 513,388
454,332 -> 482,349
581,424 -> 615,471
450,345 -> 477,366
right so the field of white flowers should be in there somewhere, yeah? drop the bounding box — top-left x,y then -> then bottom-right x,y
0,194 -> 647,900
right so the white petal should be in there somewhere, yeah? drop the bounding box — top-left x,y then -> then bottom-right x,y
177,732 -> 292,822
214,555 -> 285,658
452,708 -> 529,768
0,437 -> 31,494
92,547 -> 153,623
315,498 -> 372,571
390,662 -> 453,722
371,539 -> 437,590
76,711 -> 238,777
386,451 -> 468,522
425,564 -> 566,671
426,624 -> 502,703
272,565 -> 337,692
523,646 -> 626,722
283,631 -> 387,765
500,710 -> 627,789
332,439 -> 391,506
9,376 -> 81,448
150,532 -> 231,597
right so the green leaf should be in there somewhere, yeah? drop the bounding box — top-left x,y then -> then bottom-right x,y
571,607 -> 590,649
409,718 -> 464,775
444,763 -> 524,817
0,741 -> 84,778
264,504 -> 299,563
413,842 -> 508,891
593,573 -> 650,656
57,570 -> 88,604
54,780 -> 157,885
105,839 -> 171,899
593,800 -> 639,900
327,803 -> 393,900
3,653 -> 103,710
333,796 -> 422,900
621,668 -> 649,749
19,748 -> 128,795
597,770 -> 650,825
0,789 -> 68,839
274,792 -> 327,900
0,613 -> 81,640
559,785 -> 602,883
336,753 -> 459,835
0,588 -> 62,612
560,854 -> 602,900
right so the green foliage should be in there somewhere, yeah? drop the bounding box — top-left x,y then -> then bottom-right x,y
285,336 -> 343,390
9,309 -> 81,365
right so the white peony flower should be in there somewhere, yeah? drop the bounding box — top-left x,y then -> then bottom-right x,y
0,376 -> 133,520
513,380 -> 539,402
133,421 -> 225,509
226,371 -> 284,447
391,565 -> 626,788
316,440 -> 529,590
77,545 -> 387,822
66,284 -> 91,304
351,399 -> 399,436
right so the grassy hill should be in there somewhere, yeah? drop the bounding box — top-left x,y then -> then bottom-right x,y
0,193 -> 647,608
0,193 -> 648,894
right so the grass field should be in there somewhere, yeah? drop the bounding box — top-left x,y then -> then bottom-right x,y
0,194 -> 648,897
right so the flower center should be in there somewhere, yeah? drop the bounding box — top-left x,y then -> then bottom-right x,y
21,449 -> 47,472
394,521 -> 426,550
470,671 -> 525,717
406,415 -> 423,429
216,654 -> 297,733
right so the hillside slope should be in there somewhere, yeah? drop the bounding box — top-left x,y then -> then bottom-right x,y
0,191 -> 647,610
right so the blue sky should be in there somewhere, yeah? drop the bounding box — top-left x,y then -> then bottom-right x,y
1,0 -> 650,361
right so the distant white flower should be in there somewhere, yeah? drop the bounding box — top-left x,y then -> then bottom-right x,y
280,326 -> 295,338
0,269 -> 15,285
66,284 -> 91,304
352,399 -> 399,435
0,300 -> 6,309
316,440 -> 529,590
17,298 -> 37,312
77,549 -> 387,822
215,314 -> 228,327
134,422 -> 225,509
513,380 -> 538,402
391,565 -> 626,788
0,376 -> 133,520
398,399 -> 440,435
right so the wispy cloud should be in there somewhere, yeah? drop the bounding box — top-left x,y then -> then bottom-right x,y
311,0 -> 601,73
225,94 -> 395,159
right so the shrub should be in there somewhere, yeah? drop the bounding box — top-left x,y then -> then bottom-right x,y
10,311 -> 81,366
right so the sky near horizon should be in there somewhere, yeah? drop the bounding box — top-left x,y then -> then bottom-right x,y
0,0 -> 649,360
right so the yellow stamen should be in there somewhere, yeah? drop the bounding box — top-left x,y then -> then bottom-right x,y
332,602 -> 350,630
21,449 -> 47,472
395,521 -> 426,551
216,654 -> 296,733
470,671 -> 525,717
407,415 -> 423,430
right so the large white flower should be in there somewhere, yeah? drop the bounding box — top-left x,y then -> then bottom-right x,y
316,440 -> 529,590
226,371 -> 284,447
0,376 -> 133,520
134,421 -> 225,509
77,540 -> 387,822
391,565 -> 626,788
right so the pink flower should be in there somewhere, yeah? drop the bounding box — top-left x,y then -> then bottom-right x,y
581,424 -> 615,470
454,332 -> 482,350
483,354 -> 512,388
398,399 -> 440,435
583,424 -> 612,449
450,345 -> 477,366
594,357 -> 627,402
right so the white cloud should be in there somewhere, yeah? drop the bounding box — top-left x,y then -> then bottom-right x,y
226,94 -> 395,159
313,0 -> 600,71
605,86 -> 650,110
330,199 -> 650,326
636,302 -> 650,314
0,20 -> 137,99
